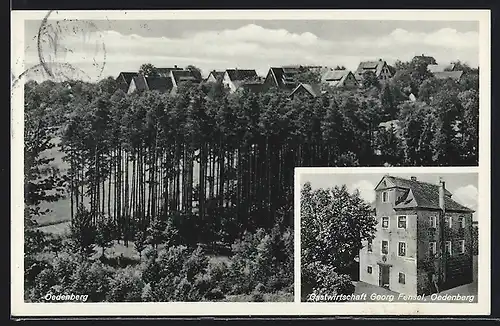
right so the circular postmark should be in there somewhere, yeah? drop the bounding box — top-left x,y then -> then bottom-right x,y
12,10 -> 107,92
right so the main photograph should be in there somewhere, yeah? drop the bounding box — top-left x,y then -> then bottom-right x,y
22,16 -> 479,303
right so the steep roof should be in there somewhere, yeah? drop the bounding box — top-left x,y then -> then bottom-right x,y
117,72 -> 139,84
376,175 -> 473,213
322,69 -> 349,81
290,83 -> 321,98
268,67 -> 299,90
156,67 -> 183,77
433,71 -> 464,81
225,69 -> 258,82
355,60 -> 386,77
207,70 -> 225,81
131,75 -> 148,92
428,63 -> 455,73
171,70 -> 202,86
146,76 -> 173,92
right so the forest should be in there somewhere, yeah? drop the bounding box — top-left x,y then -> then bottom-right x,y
23,57 -> 478,302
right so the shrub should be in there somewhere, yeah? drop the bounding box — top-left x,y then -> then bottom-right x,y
107,267 -> 144,302
71,260 -> 113,302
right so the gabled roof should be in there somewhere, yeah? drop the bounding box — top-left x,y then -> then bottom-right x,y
433,71 -> 464,81
206,70 -> 225,81
129,75 -> 172,93
322,70 -> 356,87
355,60 -> 387,77
225,69 -> 258,82
146,76 -> 173,92
428,64 -> 455,73
171,70 -> 202,86
156,67 -> 183,77
290,83 -> 321,98
268,67 -> 299,90
375,175 -> 473,213
131,75 -> 148,92
117,72 -> 139,84
322,69 -> 350,81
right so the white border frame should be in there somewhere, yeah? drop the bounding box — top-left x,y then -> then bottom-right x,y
11,9 -> 490,317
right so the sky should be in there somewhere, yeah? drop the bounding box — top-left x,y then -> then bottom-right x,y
22,19 -> 479,82
299,172 -> 478,220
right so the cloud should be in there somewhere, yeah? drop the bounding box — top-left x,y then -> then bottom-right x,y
349,180 -> 376,203
23,23 -> 479,82
453,184 -> 478,210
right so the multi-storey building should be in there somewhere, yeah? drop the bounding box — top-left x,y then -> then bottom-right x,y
359,175 -> 474,296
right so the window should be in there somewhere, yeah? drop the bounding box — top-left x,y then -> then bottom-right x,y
398,242 -> 406,257
382,191 -> 389,203
445,216 -> 452,228
367,239 -> 373,253
399,272 -> 406,284
381,216 -> 389,229
429,215 -> 437,228
367,266 -> 373,274
398,216 -> 407,229
446,241 -> 452,255
458,217 -> 465,228
381,240 -> 389,255
459,240 -> 465,254
429,241 -> 437,256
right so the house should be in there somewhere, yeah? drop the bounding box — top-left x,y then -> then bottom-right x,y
289,83 -> 322,99
427,64 -> 455,74
116,72 -> 139,92
222,69 -> 259,93
321,70 -> 358,88
127,75 -> 173,94
205,70 -> 225,83
359,175 -> 474,296
433,71 -> 464,82
170,69 -> 202,93
355,59 -> 394,82
263,66 -> 302,92
156,66 -> 184,77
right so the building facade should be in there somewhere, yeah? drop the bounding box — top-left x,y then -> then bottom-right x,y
359,175 -> 474,296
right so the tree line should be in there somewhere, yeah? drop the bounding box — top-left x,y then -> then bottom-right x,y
24,58 -> 478,250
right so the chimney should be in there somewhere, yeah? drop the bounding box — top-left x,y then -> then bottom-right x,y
439,178 -> 445,212
410,176 -> 417,181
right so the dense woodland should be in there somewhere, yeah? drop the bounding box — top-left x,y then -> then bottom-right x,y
23,57 -> 478,302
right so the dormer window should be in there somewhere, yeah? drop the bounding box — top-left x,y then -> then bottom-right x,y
382,191 -> 389,203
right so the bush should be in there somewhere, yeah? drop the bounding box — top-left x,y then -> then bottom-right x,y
227,222 -> 294,295
107,267 -> 144,302
71,260 -> 113,302
141,245 -> 219,302
310,265 -> 355,301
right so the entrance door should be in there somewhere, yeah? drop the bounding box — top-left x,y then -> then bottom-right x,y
379,265 -> 390,289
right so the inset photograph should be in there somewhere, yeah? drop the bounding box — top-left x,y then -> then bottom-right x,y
299,169 -> 478,303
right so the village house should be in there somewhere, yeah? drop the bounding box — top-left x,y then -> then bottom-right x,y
170,69 -> 202,93
321,69 -> 358,88
432,71 -> 464,83
289,83 -> 322,99
263,66 -> 303,92
205,70 -> 225,83
359,175 -> 474,296
116,72 -> 139,92
127,75 -> 173,94
222,69 -> 260,93
355,59 -> 394,83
